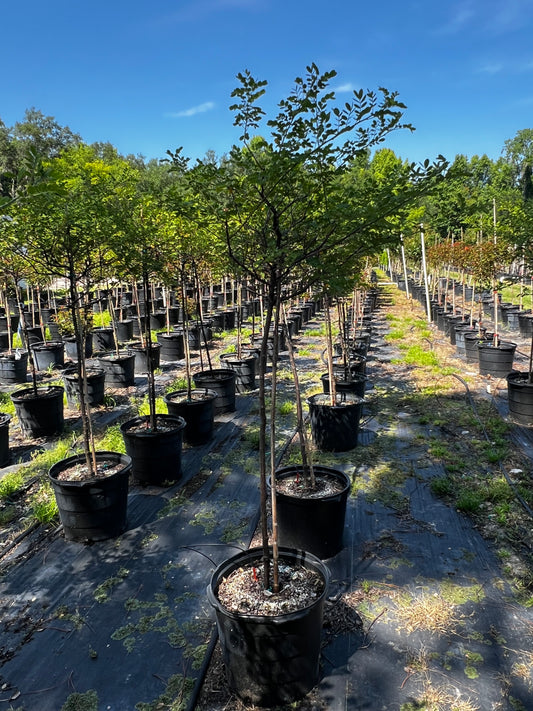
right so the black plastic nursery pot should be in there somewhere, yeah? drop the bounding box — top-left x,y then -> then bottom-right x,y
63,367 -> 106,408
63,336 -> 93,361
49,451 -> 131,542
0,351 -> 28,384
0,414 -> 11,467
454,325 -> 481,357
0,332 -> 10,350
92,327 -> 115,352
23,326 -> 43,348
464,332 -> 491,364
477,341 -> 516,378
272,466 -> 351,559
31,341 -> 64,370
193,368 -> 236,414
156,331 -> 185,362
120,414 -> 186,486
116,319 -> 134,344
308,392 -> 364,452
163,389 -> 217,446
506,371 -> 533,425
321,372 -> 366,398
207,547 -> 330,708
505,308 -> 521,331
11,385 -> 64,438
128,342 -> 161,373
518,312 -> 533,338
219,353 -> 257,392
93,352 -> 135,387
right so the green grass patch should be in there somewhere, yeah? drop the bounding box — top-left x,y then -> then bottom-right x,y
30,480 -> 58,523
0,470 -> 25,501
398,345 -> 439,367
96,424 -> 126,453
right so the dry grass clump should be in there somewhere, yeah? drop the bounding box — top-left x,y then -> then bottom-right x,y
393,590 -> 462,635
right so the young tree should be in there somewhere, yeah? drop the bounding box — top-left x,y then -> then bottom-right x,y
188,63 -> 447,589
5,144 -> 130,473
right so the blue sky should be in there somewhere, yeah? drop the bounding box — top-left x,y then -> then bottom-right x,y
3,0 -> 533,166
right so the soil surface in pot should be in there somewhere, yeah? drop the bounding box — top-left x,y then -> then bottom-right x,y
122,414 -> 181,434
276,472 -> 344,498
54,457 -> 124,482
12,386 -> 58,400
217,561 -> 324,616
168,390 -> 214,404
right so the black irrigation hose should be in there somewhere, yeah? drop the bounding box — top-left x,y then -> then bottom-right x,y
451,372 -> 533,522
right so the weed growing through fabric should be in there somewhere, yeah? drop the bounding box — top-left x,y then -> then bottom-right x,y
0,470 -> 25,500
96,424 -> 126,453
240,425 -> 261,449
59,689 -> 99,711
0,391 -> 15,416
455,487 -> 484,513
93,567 -> 129,603
296,346 -> 313,356
305,325 -> 328,337
134,673 -> 195,711
190,505 -> 217,535
165,376 -> 188,393
30,480 -> 58,523
277,400 -> 295,416
430,476 -> 455,497
134,394 -> 168,417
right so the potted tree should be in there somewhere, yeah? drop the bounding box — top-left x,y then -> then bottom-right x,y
0,224 -> 65,438
110,185 -> 187,487
164,258 -> 219,446
507,206 -> 533,423
190,64 -> 446,705
468,241 -> 517,377
5,144 -> 133,541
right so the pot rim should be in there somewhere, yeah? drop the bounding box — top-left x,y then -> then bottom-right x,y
164,388 -> 218,404
31,341 -> 64,350
507,370 -> 533,386
11,384 -> 64,401
63,366 -> 105,379
477,341 -> 517,351
271,465 -> 350,503
120,413 -> 186,436
48,450 -> 132,487
207,546 -> 330,622
307,392 -> 364,407
194,368 -> 236,380
0,350 -> 28,361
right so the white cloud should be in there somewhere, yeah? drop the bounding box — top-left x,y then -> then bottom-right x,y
335,83 -> 356,93
477,62 -> 504,75
437,2 -> 476,35
166,102 -> 215,118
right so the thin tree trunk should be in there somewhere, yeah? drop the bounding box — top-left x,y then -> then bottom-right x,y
259,293 -> 274,590
324,295 -> 337,406
281,305 -> 314,488
143,270 -> 157,431
68,256 -> 96,476
14,283 -> 38,394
